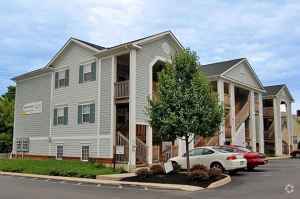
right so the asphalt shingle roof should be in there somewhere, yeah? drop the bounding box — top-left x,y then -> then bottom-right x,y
200,58 -> 245,76
73,38 -> 106,50
263,85 -> 285,96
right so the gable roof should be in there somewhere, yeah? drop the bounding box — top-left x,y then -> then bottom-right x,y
263,84 -> 294,101
72,38 -> 106,50
200,58 -> 244,76
12,31 -> 183,81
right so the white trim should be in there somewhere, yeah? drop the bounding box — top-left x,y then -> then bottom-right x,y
56,144 -> 64,160
79,57 -> 97,65
220,75 -> 265,93
148,56 -> 171,99
97,58 -> 102,157
111,55 -> 116,158
128,49 -> 137,169
80,144 -> 90,162
29,137 -> 49,141
134,31 -> 184,50
16,71 -> 51,83
221,59 -> 265,91
49,71 -> 54,156
275,86 -> 294,102
45,38 -> 101,68
52,64 -> 69,72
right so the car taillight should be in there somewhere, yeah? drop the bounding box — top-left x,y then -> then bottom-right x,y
227,155 -> 237,160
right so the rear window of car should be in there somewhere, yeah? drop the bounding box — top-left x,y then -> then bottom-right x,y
212,147 -> 232,153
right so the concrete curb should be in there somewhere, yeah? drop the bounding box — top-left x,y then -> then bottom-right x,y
0,171 -> 230,192
207,174 -> 231,189
266,156 -> 290,160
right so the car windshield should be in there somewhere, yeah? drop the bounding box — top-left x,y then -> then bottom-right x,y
212,147 -> 232,153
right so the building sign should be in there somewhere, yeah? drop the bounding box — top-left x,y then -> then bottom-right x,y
116,145 -> 124,155
23,101 -> 43,114
164,161 -> 173,174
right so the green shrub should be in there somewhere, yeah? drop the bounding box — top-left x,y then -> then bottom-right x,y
208,168 -> 223,179
190,169 -> 209,181
191,164 -> 209,172
150,164 -> 165,175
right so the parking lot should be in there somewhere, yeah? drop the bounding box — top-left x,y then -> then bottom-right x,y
0,159 -> 299,199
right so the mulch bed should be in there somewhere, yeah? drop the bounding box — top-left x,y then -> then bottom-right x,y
121,173 -> 226,188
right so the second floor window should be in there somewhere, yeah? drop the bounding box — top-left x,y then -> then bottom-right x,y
53,107 -> 68,125
78,103 -> 95,124
55,70 -> 69,89
79,62 -> 96,83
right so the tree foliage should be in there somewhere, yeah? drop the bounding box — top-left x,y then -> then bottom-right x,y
0,85 -> 15,153
147,49 -> 223,171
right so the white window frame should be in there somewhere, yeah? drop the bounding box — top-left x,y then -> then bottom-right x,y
55,67 -> 69,89
54,105 -> 68,126
56,144 -> 64,160
83,63 -> 93,82
81,145 -> 90,162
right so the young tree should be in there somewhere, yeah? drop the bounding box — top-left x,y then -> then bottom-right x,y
0,86 -> 15,153
147,49 -> 223,171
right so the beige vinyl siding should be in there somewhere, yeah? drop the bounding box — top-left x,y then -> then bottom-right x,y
50,139 -> 97,158
135,37 -> 180,123
14,73 -> 51,138
99,58 -> 112,135
29,139 -> 49,155
51,43 -> 98,138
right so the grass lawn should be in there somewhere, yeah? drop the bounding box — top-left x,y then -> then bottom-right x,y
0,159 -> 124,179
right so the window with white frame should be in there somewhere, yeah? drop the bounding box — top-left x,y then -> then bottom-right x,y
56,145 -> 63,160
16,138 -> 29,152
16,139 -> 22,152
81,145 -> 89,161
55,69 -> 69,88
53,107 -> 68,125
78,103 -> 95,124
79,62 -> 96,83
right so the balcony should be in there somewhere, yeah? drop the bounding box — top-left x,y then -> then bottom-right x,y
114,80 -> 129,103
263,107 -> 274,118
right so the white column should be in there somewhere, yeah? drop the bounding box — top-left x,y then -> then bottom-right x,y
217,80 -> 225,145
287,102 -> 293,154
146,126 -> 153,165
128,49 -> 137,170
258,93 -> 265,153
273,97 -> 282,156
229,83 -> 236,144
249,90 -> 257,152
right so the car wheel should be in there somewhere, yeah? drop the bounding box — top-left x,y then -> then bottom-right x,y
210,162 -> 224,172
247,166 -> 255,171
172,161 -> 178,169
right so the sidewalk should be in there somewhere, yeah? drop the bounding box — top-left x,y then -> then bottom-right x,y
266,155 -> 290,160
0,171 -> 231,192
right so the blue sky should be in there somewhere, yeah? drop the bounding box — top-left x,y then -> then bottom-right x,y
1,0 -> 299,112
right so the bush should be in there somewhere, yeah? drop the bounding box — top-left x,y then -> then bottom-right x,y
191,164 -> 209,172
190,169 -> 209,181
208,168 -> 223,179
172,162 -> 182,173
136,168 -> 151,178
150,164 -> 165,175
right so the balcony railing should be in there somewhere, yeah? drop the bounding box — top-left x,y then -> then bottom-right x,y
114,80 -> 129,99
263,107 -> 274,118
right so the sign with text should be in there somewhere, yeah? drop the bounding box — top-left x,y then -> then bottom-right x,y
116,145 -> 125,155
23,101 -> 43,114
164,161 -> 174,174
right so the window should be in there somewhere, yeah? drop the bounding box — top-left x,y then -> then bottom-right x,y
79,62 -> 96,83
81,145 -> 89,161
202,149 -> 214,155
78,103 -> 95,124
56,145 -> 63,160
53,107 -> 68,125
16,139 -> 22,152
16,138 -> 29,152
55,70 -> 69,88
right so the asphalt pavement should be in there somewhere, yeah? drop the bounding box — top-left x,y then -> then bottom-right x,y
0,159 -> 299,199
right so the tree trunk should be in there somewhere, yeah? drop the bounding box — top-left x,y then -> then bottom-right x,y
185,136 -> 190,172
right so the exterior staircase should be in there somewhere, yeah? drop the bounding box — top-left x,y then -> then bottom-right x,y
115,131 -> 147,164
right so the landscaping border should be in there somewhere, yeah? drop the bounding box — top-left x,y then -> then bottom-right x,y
0,171 -> 231,192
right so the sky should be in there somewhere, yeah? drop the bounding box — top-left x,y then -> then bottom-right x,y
0,0 -> 299,112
